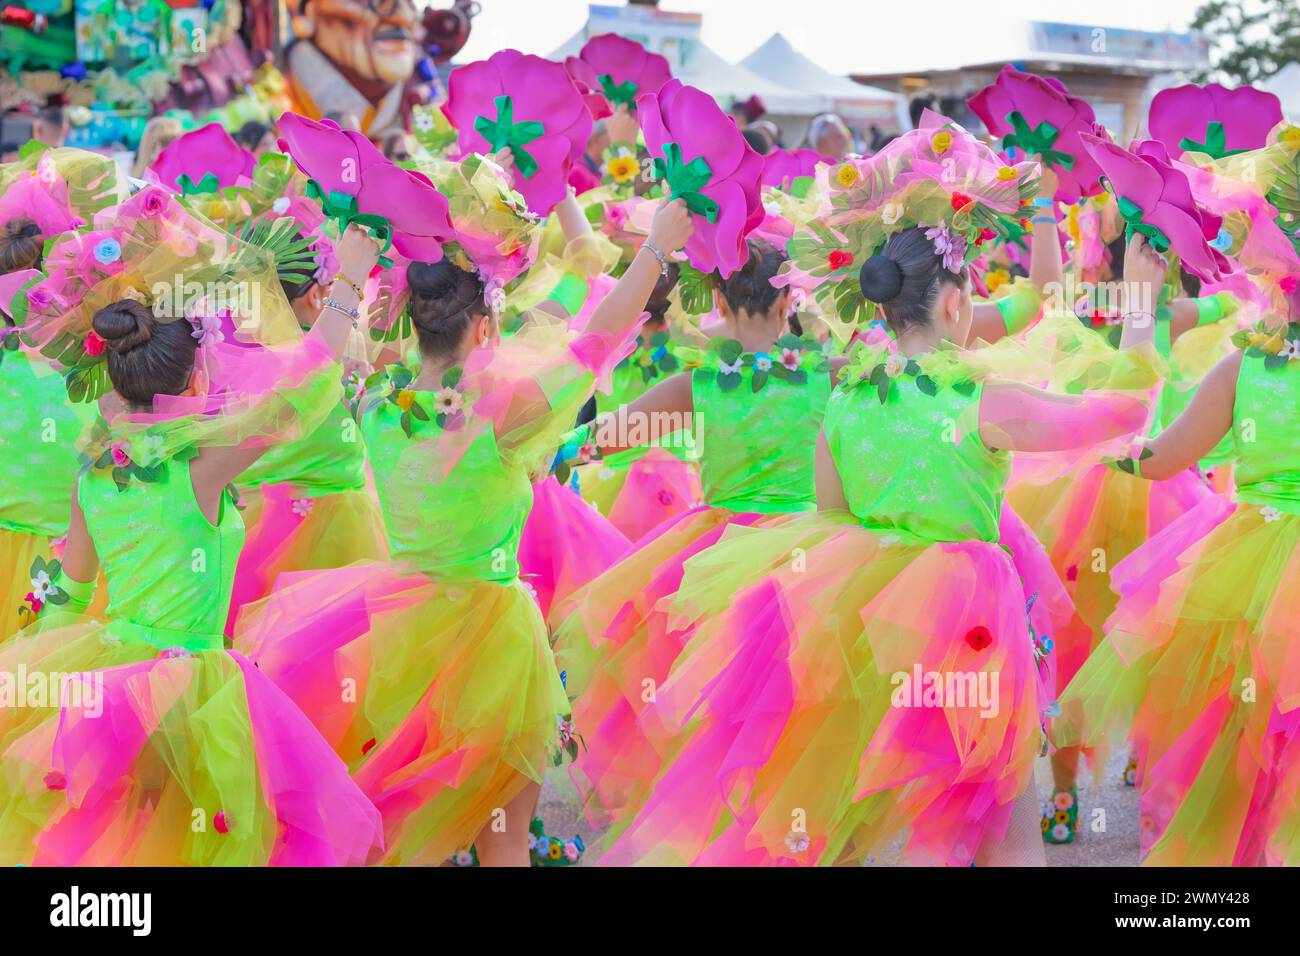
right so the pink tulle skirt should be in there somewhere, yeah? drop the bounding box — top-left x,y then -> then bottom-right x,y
574,448 -> 703,542
519,477 -> 630,621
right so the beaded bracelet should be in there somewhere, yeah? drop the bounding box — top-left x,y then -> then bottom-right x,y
323,297 -> 361,324
332,273 -> 364,299
643,240 -> 669,277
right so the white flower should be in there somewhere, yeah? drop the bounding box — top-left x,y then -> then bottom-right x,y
453,849 -> 474,866
414,111 -> 435,133
784,830 -> 810,852
1051,823 -> 1071,841
433,387 -> 463,416
291,498 -> 314,518
763,200 -> 782,217
1261,505 -> 1281,523
520,580 -> 539,604
272,196 -> 291,215
780,347 -> 801,371
486,285 -> 507,312
881,202 -> 903,226
30,570 -> 53,599
1282,339 -> 1300,360
883,354 -> 907,378
718,358 -> 744,376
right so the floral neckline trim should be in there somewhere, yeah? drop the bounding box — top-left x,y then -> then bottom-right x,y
80,427 -> 199,494
18,556 -> 69,627
840,343 -> 975,403
1232,320 -> 1300,371
362,363 -> 466,438
692,334 -> 828,393
617,330 -> 680,383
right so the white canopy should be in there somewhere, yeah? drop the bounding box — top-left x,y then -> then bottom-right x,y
739,33 -> 910,129
1260,62 -> 1300,118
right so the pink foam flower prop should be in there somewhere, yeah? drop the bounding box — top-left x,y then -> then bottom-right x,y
276,112 -> 454,265
968,65 -> 1106,203
637,79 -> 765,277
563,55 -> 613,120
1148,83 -> 1283,160
1082,135 -> 1232,282
762,148 -> 827,190
443,49 -> 592,216
573,33 -> 672,112
150,123 -> 255,196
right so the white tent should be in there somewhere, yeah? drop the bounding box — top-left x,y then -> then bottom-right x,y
739,33 -> 911,131
1260,62 -> 1300,118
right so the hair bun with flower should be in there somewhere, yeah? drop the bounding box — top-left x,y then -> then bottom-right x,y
782,109 -> 1039,332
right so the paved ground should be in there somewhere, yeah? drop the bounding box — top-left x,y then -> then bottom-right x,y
537,747 -> 1142,866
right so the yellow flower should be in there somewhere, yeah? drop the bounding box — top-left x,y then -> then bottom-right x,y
607,155 -> 638,184
833,163 -> 860,189
996,165 -> 1017,181
931,131 -> 953,155
637,352 -> 653,367
1248,331 -> 1284,354
985,268 -> 1010,292
395,389 -> 416,411
1280,126 -> 1300,150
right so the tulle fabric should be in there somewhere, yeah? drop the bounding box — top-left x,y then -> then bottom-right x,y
573,449 -> 704,542
233,562 -> 570,865
592,512 -> 1042,866
0,621 -> 382,866
518,477 -> 629,621
1054,502 -> 1300,865
225,484 -> 391,636
1007,463 -> 1214,684
552,505 -> 772,824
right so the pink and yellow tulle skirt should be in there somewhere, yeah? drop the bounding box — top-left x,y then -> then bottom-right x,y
0,616 -> 382,866
1055,497 -> 1300,865
574,447 -> 702,542
234,561 -> 571,866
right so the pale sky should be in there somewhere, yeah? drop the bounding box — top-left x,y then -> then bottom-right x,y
455,0 -> 1209,75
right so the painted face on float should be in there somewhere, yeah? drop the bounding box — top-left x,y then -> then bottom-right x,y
309,0 -> 420,86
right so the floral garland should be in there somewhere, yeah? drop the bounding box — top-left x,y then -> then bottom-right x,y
617,330 -> 680,383
79,423 -> 198,493
691,334 -> 828,394
17,556 -> 70,628
360,364 -> 466,438
839,342 -> 976,404
1232,319 -> 1300,370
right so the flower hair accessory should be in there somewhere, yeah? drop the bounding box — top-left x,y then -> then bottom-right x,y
443,49 -> 593,216
1148,83 -> 1284,161
637,79 -> 765,277
277,113 -> 455,269
967,66 -> 1107,203
784,110 -> 1039,331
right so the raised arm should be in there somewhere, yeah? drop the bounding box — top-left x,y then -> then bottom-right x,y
1126,350 -> 1239,480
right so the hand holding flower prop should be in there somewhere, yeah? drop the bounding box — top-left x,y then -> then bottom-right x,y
968,66 -> 1106,203
637,79 -> 764,277
444,50 -> 592,217
276,113 -> 454,270
1082,134 -> 1232,282
1149,83 -> 1283,161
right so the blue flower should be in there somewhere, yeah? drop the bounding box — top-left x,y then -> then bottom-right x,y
1210,228 -> 1232,252
752,352 -> 773,372
93,239 -> 122,265
651,345 -> 667,361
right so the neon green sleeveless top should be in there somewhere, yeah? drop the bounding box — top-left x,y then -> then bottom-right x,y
688,338 -> 830,513
236,400 -> 368,496
597,331 -> 696,471
1232,339 -> 1300,514
825,349 -> 1008,543
360,371 -> 532,582
79,456 -> 244,651
0,351 -> 95,537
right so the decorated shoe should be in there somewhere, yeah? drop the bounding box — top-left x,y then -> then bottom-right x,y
1122,755 -> 1138,787
528,818 -> 585,867
1041,787 -> 1079,845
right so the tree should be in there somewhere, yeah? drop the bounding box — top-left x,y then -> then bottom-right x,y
1192,0 -> 1300,84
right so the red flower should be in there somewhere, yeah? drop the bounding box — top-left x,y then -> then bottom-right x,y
362,737 -> 377,756
964,626 -> 993,651
24,592 -> 43,615
1019,218 -> 1031,231
214,811 -> 232,834
84,331 -> 106,357
828,250 -> 854,270
950,191 -> 975,212
975,228 -> 997,245
1065,564 -> 1078,582
44,770 -> 66,790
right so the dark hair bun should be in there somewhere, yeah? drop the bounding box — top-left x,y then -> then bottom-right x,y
859,254 -> 903,304
92,299 -> 157,354
408,258 -> 484,324
3,218 -> 39,242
